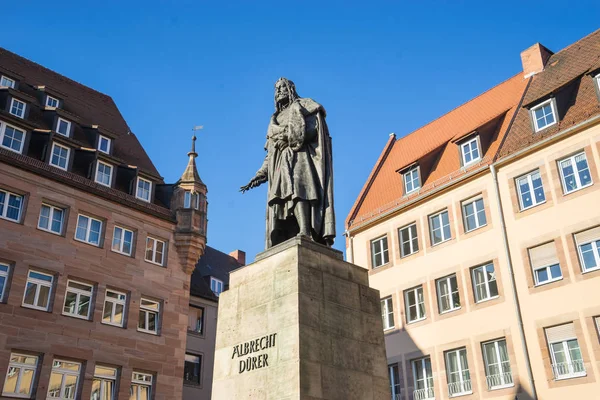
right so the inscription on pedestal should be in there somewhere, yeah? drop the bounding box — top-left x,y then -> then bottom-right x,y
232,333 -> 277,374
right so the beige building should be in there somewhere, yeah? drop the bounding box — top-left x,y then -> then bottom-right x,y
346,29 -> 600,400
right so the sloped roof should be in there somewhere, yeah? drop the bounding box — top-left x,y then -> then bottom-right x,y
190,246 -> 242,300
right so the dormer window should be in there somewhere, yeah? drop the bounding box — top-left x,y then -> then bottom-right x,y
0,76 -> 15,88
403,165 -> 420,195
595,73 -> 600,92
45,95 -> 59,108
98,135 -> 111,154
0,121 -> 26,154
9,98 -> 26,119
184,191 -> 200,209
531,99 -> 557,132
49,142 -> 70,170
95,161 -> 113,187
210,277 -> 223,296
56,118 -> 71,137
136,177 -> 152,202
460,136 -> 481,167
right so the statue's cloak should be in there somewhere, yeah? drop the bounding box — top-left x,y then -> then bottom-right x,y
256,97 -> 335,247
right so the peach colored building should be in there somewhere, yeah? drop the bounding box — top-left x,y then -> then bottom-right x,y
346,30 -> 600,400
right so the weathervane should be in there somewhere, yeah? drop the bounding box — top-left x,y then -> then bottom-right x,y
189,125 -> 203,157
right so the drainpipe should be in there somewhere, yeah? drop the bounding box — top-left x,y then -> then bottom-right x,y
490,164 -> 537,400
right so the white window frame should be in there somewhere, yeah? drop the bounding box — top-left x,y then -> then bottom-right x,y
462,197 -> 487,232
0,188 -> 24,222
9,98 -> 26,119
102,289 -> 127,327
460,136 -> 481,167
445,348 -> 472,397
135,177 -> 152,202
516,170 -> 546,210
0,121 -> 26,154
62,280 -> 94,320
145,237 -> 166,266
404,286 -> 426,323
370,235 -> 389,268
0,75 -> 15,88
381,297 -> 394,331
0,263 -> 8,302
47,359 -> 81,400
55,117 -> 71,137
91,366 -> 117,400
558,152 -> 593,194
2,353 -> 39,398
138,298 -> 160,335
412,357 -> 434,400
22,270 -> 53,311
482,339 -> 514,390
403,165 -> 421,194
94,161 -> 113,187
130,372 -> 152,399
98,135 -> 111,154
549,338 -> 586,380
577,237 -> 600,274
429,210 -> 451,245
531,98 -> 557,132
211,277 -> 224,296
74,214 -> 103,246
399,223 -> 419,258
49,142 -> 70,171
436,274 -> 460,314
38,203 -> 65,235
45,95 -> 59,108
471,263 -> 499,303
112,226 -> 134,256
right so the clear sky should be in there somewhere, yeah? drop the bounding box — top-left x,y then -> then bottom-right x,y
2,1 -> 598,261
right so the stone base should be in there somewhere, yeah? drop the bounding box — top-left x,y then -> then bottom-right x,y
211,236 -> 391,400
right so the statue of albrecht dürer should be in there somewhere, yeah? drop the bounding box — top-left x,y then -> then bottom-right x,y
241,78 -> 336,248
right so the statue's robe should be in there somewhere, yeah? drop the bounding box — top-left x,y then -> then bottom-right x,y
254,97 -> 335,248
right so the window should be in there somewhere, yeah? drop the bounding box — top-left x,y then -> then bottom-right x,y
184,191 -> 201,209
0,76 -> 15,88
9,98 -> 26,118
436,275 -> 460,313
403,165 -> 420,194
575,226 -> 600,273
471,263 -> 498,303
63,280 -> 93,319
138,298 -> 160,334
145,237 -> 165,266
429,210 -> 451,245
184,354 -> 202,385
399,223 -> 418,257
531,99 -> 557,132
460,136 -> 480,166
130,372 -> 152,400
516,170 -> 546,210
112,226 -> 133,256
49,142 -> 70,170
56,118 -> 71,137
94,161 -> 113,187
0,263 -> 8,302
188,305 -> 205,334
22,270 -> 53,311
2,353 -> 38,398
46,95 -> 59,108
389,365 -> 401,399
405,286 -> 425,323
546,323 -> 586,380
412,357 -> 434,400
381,297 -> 394,330
445,348 -> 472,397
91,366 -> 117,400
559,152 -> 592,194
0,188 -> 23,222
47,360 -> 81,399
370,236 -> 389,268
136,178 -> 152,202
528,242 -> 562,285
0,122 -> 26,153
462,198 -> 486,232
75,214 -> 102,246
38,204 -> 65,235
102,290 -> 127,327
98,135 -> 111,154
210,277 -> 223,296
482,339 -> 513,390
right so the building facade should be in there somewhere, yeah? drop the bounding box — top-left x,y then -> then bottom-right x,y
346,30 -> 600,400
0,48 -> 207,399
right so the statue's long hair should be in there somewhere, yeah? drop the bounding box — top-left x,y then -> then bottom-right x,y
274,77 -> 300,113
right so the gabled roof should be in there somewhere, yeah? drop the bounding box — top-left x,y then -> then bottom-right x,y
190,246 -> 242,301
347,73 -> 529,229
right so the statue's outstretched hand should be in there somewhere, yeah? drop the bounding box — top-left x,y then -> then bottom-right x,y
240,176 -> 267,193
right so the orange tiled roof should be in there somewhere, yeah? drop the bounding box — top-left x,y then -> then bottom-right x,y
346,73 -> 529,228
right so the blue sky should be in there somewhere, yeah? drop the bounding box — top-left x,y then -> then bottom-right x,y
2,1 -> 598,261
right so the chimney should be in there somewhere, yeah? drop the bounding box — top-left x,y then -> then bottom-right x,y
520,43 -> 553,78
229,250 -> 246,266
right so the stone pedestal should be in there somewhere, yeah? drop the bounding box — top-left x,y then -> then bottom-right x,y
211,236 -> 391,400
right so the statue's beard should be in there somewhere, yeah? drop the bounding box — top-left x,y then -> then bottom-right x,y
276,97 -> 291,110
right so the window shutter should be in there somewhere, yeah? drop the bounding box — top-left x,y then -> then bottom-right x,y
574,227 -> 600,245
545,323 -> 576,343
528,242 -> 558,268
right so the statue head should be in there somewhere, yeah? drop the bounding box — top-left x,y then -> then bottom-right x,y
274,77 -> 299,112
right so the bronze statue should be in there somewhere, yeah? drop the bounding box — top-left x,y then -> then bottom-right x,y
241,78 -> 335,248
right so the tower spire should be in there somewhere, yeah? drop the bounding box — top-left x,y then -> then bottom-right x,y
179,126 -> 204,184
